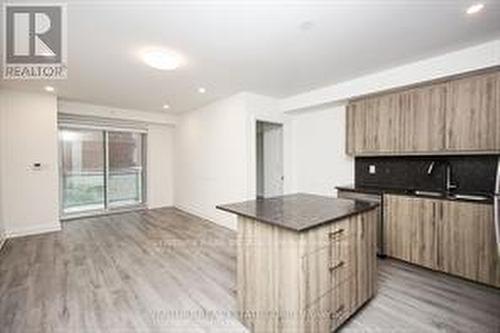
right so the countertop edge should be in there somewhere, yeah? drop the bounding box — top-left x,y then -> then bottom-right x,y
336,185 -> 493,205
216,202 -> 379,232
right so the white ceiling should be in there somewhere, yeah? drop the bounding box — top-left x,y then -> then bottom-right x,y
1,0 -> 500,113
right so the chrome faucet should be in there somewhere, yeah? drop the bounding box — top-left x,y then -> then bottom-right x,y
445,163 -> 457,193
427,161 -> 436,175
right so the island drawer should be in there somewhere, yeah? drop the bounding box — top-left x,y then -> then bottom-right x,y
329,220 -> 351,266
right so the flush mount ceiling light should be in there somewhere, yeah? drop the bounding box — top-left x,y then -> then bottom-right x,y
197,87 -> 206,94
163,104 -> 170,110
299,20 -> 315,31
44,85 -> 55,92
141,49 -> 184,70
466,3 -> 484,14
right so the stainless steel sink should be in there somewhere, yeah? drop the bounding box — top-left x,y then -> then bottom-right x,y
414,190 -> 444,197
451,194 -> 490,202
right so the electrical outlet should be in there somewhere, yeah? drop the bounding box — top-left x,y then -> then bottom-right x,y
369,165 -> 376,174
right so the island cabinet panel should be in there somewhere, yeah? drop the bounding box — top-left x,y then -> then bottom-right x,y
236,209 -> 378,333
329,211 -> 378,331
445,72 -> 499,151
384,194 -> 500,288
383,195 -> 439,270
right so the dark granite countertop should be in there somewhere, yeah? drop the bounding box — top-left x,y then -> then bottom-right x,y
216,193 -> 379,232
336,185 -> 493,204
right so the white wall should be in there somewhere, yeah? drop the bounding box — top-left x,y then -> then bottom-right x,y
147,124 -> 175,208
0,89 -> 61,237
174,92 -> 283,230
287,105 -> 353,196
174,93 -> 249,229
59,100 -> 176,209
281,39 -> 500,112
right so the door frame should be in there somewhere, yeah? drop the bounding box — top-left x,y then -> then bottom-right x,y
255,120 -> 284,199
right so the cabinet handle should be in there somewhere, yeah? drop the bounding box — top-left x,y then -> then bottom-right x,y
329,261 -> 345,272
329,229 -> 345,239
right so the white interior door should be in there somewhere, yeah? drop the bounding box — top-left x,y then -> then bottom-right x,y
259,122 -> 283,198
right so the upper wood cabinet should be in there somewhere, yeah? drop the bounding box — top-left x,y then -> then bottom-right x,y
346,93 -> 401,154
400,83 -> 447,152
446,72 -> 499,151
346,70 -> 500,155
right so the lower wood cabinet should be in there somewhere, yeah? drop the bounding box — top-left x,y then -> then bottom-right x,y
237,208 -> 378,333
384,194 -> 500,288
384,195 -> 439,270
439,200 -> 500,287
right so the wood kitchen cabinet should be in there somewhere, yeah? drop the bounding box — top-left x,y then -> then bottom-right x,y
236,209 -> 378,332
439,200 -> 500,287
384,194 -> 500,288
400,83 -> 447,152
346,92 -> 401,155
346,69 -> 500,155
384,195 -> 439,270
445,72 -> 499,151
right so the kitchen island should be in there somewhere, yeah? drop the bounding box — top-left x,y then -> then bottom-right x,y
217,193 -> 379,333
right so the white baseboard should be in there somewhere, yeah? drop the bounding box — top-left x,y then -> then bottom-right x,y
174,204 -> 237,231
5,222 -> 62,238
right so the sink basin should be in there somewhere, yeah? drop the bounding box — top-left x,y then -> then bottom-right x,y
450,194 -> 490,202
414,190 -> 444,197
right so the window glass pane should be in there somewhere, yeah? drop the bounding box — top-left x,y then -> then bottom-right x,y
60,129 -> 105,213
108,132 -> 143,207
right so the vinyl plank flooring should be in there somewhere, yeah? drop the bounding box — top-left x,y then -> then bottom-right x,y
1,207 -> 499,333
340,259 -> 500,333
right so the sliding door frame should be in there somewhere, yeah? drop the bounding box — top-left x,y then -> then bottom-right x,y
58,125 -> 147,220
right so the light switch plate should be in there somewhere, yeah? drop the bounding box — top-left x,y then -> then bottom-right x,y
369,165 -> 376,174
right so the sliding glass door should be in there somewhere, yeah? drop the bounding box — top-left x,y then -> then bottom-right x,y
108,132 -> 144,208
60,127 -> 146,217
60,129 -> 106,214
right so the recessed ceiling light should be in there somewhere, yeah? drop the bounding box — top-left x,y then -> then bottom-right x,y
198,87 -> 206,94
44,86 -> 55,92
163,104 -> 170,110
141,49 -> 184,70
466,3 -> 484,14
299,20 -> 315,31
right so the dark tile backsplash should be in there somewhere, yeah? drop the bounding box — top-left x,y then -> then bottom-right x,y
355,155 -> 499,195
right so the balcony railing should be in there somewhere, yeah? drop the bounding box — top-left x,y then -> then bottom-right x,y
63,168 -> 143,213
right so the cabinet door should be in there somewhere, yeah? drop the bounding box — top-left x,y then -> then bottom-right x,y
346,93 -> 401,155
346,103 -> 356,155
330,209 -> 377,331
346,84 -> 446,155
346,99 -> 375,154
439,201 -> 500,288
446,72 -> 499,151
400,83 -> 446,152
384,195 -> 439,269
